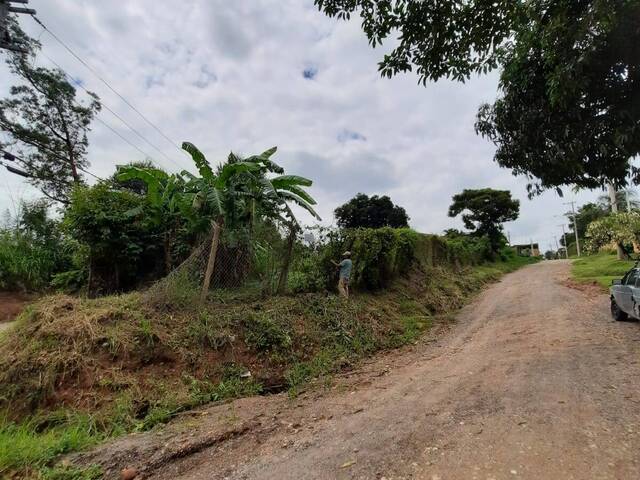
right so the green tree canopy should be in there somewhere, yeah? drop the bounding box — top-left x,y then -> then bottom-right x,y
334,193 -> 409,229
0,18 -> 101,203
316,1 -> 640,194
563,202 -> 608,244
475,1 -> 639,195
448,188 -> 519,252
314,0 -> 516,83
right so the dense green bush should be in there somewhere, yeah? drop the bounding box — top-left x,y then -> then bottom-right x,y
287,228 -> 496,294
63,184 -> 163,295
440,232 -> 493,265
0,200 -> 73,291
288,227 -> 419,291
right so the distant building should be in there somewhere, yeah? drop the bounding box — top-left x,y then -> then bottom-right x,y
512,243 -> 540,257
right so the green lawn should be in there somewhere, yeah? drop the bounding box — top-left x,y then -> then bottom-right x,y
571,252 -> 636,289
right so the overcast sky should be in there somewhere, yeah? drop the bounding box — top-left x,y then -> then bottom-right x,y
0,0 -> 608,251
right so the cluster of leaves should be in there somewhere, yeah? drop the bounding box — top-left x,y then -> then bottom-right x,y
334,193 -> 409,229
316,1 -> 640,194
441,230 -> 493,265
447,188 -> 519,254
585,212 -> 640,254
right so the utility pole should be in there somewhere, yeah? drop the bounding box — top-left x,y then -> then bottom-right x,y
557,224 -> 569,259
564,201 -> 581,257
530,238 -> 534,257
554,236 -> 560,258
0,1 -> 36,52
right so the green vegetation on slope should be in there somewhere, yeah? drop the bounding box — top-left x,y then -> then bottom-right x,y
0,253 -> 536,478
571,252 -> 635,289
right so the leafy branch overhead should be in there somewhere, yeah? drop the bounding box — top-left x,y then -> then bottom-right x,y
315,0 -> 640,194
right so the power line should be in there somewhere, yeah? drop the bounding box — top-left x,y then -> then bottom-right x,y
30,14 -> 187,161
23,52 -> 168,174
39,50 -> 180,171
3,146 -> 105,183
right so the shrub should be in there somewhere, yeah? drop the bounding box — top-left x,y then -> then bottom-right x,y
243,314 -> 292,354
0,200 -> 74,292
318,227 -> 419,290
63,184 -> 163,295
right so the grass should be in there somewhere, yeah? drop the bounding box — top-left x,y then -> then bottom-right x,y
0,253 -> 537,477
571,252 -> 635,289
0,413 -> 104,479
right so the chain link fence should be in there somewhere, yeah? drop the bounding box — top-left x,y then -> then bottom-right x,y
145,221 -> 297,305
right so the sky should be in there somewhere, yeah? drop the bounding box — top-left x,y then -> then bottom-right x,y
0,0 -> 608,252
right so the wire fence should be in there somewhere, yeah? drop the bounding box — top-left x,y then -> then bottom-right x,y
145,222 -> 296,306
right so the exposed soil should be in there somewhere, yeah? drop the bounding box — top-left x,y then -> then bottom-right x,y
74,261 -> 640,479
0,292 -> 31,328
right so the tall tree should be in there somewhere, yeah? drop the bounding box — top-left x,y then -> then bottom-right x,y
316,1 -> 640,194
475,1 -> 639,196
334,193 -> 409,229
448,188 -> 519,253
565,202 -> 608,241
0,18 -> 101,203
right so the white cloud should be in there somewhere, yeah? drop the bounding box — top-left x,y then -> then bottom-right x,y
0,0 -> 606,249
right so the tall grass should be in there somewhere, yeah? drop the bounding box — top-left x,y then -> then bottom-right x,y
0,412 -> 103,477
0,230 -> 68,291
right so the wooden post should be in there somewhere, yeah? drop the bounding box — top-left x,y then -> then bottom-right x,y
201,219 -> 222,302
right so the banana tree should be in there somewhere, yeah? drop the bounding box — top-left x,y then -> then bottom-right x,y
269,175 -> 321,293
224,148 -> 321,293
116,166 -> 191,273
181,142 -> 264,300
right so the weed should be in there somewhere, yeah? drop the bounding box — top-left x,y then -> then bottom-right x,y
244,313 -> 292,354
137,318 -> 155,347
285,349 -> 335,397
186,310 -> 235,350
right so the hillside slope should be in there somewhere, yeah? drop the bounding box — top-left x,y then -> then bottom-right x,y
0,254 -> 534,478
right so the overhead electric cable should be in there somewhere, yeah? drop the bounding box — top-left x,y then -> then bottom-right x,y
2,148 -> 105,182
39,50 -> 180,170
31,14 -> 187,160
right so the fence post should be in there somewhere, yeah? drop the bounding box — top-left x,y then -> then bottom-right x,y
201,219 -> 223,302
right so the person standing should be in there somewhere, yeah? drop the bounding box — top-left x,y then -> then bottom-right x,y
332,251 -> 352,298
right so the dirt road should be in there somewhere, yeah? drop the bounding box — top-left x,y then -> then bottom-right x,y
82,261 -> 640,479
